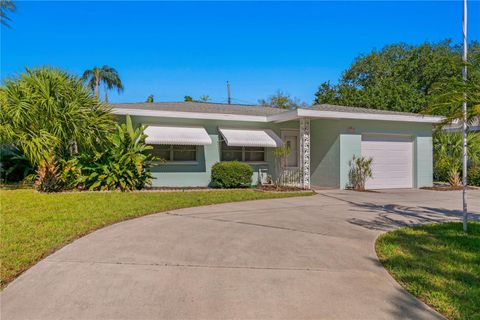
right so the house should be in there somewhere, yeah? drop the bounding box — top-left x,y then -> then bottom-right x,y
112,102 -> 443,189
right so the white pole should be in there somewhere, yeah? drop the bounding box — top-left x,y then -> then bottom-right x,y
462,0 -> 468,231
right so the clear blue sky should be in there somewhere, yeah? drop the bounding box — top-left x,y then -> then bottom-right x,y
1,1 -> 479,105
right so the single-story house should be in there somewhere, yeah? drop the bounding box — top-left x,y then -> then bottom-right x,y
112,102 -> 443,189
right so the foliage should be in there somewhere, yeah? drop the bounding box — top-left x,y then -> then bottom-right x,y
0,67 -> 115,166
273,145 -> 291,187
376,222 -> 480,320
467,166 -> 480,187
82,65 -> 124,102
348,155 -> 373,190
0,0 -> 16,27
314,40 -> 480,114
259,90 -> 307,109
34,157 -> 63,192
433,132 -> 480,184
199,95 -> 210,102
77,115 -> 156,191
211,161 -> 253,188
0,147 -> 33,183
146,95 -> 154,103
184,95 -> 193,102
0,189 -> 314,287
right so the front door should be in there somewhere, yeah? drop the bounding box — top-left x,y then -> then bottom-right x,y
281,130 -> 299,168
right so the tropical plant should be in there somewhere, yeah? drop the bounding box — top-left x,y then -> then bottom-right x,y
78,115 -> 157,191
259,90 -> 307,109
34,157 -> 63,192
0,0 -> 16,27
433,132 -> 480,184
273,145 -> 291,187
0,67 -> 115,166
211,161 -> 253,188
146,95 -> 154,103
348,155 -> 373,191
82,65 -> 124,102
0,146 -> 33,183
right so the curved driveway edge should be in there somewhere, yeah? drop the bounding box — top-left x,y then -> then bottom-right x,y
3,189 -> 478,319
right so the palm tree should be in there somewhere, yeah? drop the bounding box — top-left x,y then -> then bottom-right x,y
82,65 -> 124,102
0,0 -> 16,27
1,67 -> 114,165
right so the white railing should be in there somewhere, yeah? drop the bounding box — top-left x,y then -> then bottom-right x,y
282,168 -> 303,187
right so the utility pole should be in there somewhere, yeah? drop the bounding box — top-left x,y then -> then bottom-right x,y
462,0 -> 468,231
227,81 -> 231,105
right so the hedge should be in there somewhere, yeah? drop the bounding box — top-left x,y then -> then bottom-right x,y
211,161 -> 253,188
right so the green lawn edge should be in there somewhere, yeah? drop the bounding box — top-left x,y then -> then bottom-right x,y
375,222 -> 480,320
1,189 -> 314,288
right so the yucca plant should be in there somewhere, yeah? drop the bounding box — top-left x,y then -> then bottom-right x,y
348,155 -> 373,191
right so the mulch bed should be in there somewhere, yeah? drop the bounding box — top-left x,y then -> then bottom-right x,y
421,186 -> 477,191
256,185 -> 308,192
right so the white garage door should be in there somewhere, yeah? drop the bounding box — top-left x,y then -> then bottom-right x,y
361,135 -> 413,189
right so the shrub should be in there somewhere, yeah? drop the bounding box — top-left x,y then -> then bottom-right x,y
78,116 -> 157,191
468,166 -> 480,186
348,155 -> 373,191
211,161 -> 253,188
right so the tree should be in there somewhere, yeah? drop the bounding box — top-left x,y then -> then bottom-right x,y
0,0 -> 16,27
314,40 -> 480,114
184,95 -> 193,102
199,95 -> 210,102
0,67 -> 115,166
259,90 -> 306,109
82,65 -> 124,102
146,95 -> 154,103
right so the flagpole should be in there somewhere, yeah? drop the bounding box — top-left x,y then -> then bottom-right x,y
462,0 -> 468,231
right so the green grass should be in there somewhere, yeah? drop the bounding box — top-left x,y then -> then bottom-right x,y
0,189 -> 313,287
376,222 -> 480,320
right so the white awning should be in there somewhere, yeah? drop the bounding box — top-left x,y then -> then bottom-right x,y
144,125 -> 212,145
219,128 -> 283,148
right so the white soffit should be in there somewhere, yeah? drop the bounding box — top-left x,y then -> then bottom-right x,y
219,128 -> 283,147
144,125 -> 212,145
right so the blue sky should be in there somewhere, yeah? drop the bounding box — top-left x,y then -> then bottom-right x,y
1,1 -> 479,104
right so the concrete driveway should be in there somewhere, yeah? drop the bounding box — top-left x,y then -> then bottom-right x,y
2,189 -> 479,319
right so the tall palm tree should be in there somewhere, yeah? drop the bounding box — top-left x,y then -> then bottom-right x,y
0,0 -> 16,27
82,65 -> 124,102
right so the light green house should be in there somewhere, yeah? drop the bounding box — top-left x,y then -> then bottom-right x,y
112,102 -> 442,189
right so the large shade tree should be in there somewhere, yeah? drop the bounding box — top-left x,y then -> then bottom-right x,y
314,40 -> 480,114
82,65 -> 124,102
259,90 -> 307,109
0,67 -> 115,166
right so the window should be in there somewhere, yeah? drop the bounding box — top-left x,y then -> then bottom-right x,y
151,145 -> 197,162
221,141 -> 265,162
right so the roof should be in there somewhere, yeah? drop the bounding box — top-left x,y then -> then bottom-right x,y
111,102 -> 285,116
311,104 -> 422,117
111,101 -> 443,124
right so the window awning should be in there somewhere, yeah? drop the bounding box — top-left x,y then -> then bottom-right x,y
219,128 -> 283,148
144,125 -> 212,145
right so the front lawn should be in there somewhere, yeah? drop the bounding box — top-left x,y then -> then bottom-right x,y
0,189 -> 313,288
376,222 -> 480,320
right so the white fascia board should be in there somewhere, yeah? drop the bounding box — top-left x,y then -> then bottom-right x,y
296,109 -> 444,123
267,110 -> 300,123
112,108 -> 268,123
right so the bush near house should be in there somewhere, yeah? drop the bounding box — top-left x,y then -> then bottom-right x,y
211,161 -> 253,188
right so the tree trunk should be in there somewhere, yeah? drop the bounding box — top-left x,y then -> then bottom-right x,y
104,83 -> 109,103
94,76 -> 100,98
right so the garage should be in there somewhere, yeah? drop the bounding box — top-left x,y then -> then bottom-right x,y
361,134 -> 414,189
